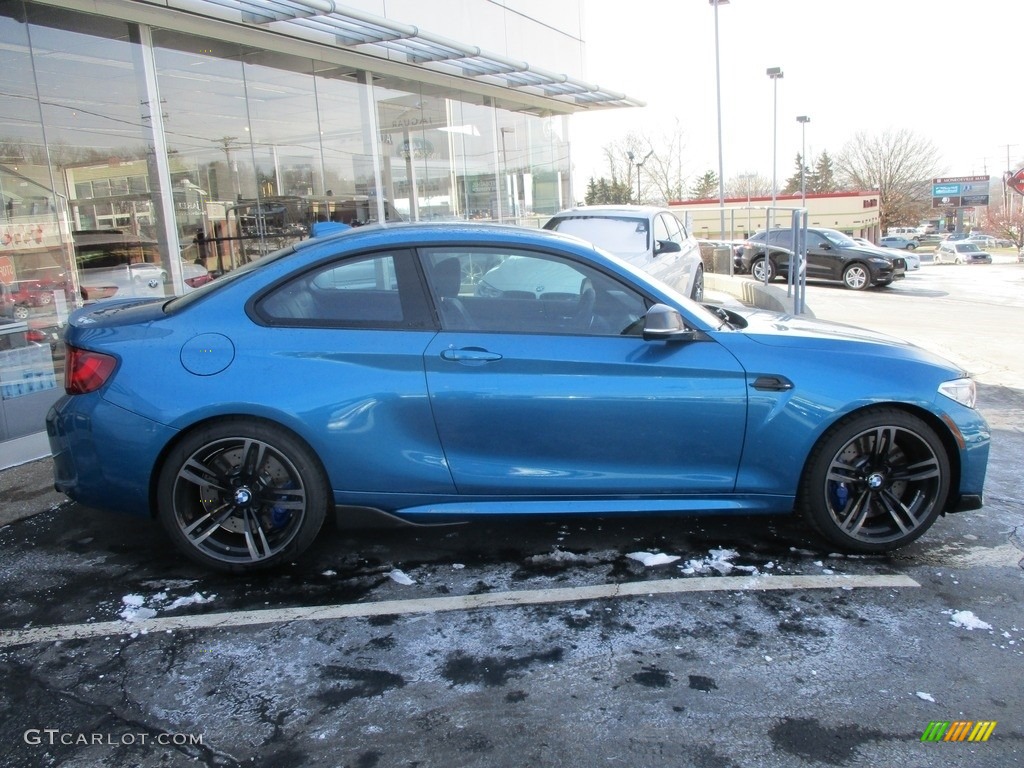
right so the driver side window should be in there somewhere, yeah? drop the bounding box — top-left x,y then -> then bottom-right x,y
421,248 -> 650,336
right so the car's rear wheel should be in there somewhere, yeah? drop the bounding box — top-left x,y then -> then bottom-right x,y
797,408 -> 950,553
842,263 -> 870,290
157,419 -> 328,572
13,304 -> 29,320
690,266 -> 704,302
751,257 -> 775,282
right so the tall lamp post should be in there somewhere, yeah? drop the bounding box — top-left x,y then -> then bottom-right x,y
796,115 -> 810,205
766,67 -> 783,208
635,149 -> 653,203
710,0 -> 729,239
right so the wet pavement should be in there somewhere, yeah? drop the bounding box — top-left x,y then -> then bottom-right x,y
1,263 -> 1022,767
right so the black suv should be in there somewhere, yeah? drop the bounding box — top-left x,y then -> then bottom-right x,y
741,227 -> 905,290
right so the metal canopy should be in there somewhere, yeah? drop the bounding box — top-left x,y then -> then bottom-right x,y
171,0 -> 642,110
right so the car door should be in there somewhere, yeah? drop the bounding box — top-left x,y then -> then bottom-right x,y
252,248 -> 455,496
804,230 -> 842,281
420,246 -> 748,496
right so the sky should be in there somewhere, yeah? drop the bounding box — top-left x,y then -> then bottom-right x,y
570,0 -> 1024,196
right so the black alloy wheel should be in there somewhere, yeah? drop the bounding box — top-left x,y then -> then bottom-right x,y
157,419 -> 328,572
798,408 -> 950,553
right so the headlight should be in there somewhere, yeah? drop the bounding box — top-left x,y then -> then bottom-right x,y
939,377 -> 976,409
869,257 -> 890,265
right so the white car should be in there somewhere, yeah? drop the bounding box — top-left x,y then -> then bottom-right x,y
543,205 -> 706,301
934,241 -> 992,265
852,237 -> 920,270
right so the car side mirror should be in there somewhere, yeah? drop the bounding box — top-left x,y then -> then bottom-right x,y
654,239 -> 682,256
642,303 -> 697,342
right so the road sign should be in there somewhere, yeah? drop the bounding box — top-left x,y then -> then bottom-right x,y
1009,167 -> 1024,197
0,255 -> 15,285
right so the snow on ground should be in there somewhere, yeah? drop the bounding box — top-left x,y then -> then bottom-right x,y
388,569 -> 416,585
119,591 -> 217,622
626,551 -> 680,567
947,610 -> 993,631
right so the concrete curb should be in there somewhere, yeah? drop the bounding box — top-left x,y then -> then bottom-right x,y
705,273 -> 815,317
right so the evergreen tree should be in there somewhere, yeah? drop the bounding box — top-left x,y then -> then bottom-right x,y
584,176 -> 633,205
811,151 -> 837,193
782,153 -> 809,195
688,170 -> 718,201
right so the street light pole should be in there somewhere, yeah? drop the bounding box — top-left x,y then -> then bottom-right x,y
766,67 -> 783,208
635,149 -> 653,204
797,115 -> 810,205
710,0 -> 729,239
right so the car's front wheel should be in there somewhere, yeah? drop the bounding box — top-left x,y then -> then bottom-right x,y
157,419 -> 329,572
13,304 -> 29,320
842,263 -> 870,290
751,257 -> 775,282
690,266 -> 704,302
797,408 -> 950,553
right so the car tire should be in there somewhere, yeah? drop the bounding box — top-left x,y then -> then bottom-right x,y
797,408 -> 950,553
842,263 -> 870,290
37,291 -> 53,306
690,266 -> 704,302
906,243 -> 917,250
157,419 -> 329,573
751,257 -> 775,283
13,304 -> 29,320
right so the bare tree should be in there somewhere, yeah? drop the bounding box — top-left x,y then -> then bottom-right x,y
835,129 -> 941,233
639,119 -> 689,204
983,203 -> 1024,250
596,122 -> 689,205
724,173 -> 772,199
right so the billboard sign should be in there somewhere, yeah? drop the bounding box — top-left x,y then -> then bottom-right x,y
932,175 -> 990,208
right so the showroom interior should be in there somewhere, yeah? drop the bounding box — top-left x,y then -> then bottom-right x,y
0,0 -> 638,466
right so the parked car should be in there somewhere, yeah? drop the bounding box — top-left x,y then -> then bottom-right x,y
967,234 -> 1012,248
74,230 -> 212,302
852,238 -> 920,270
741,227 -> 906,290
944,233 -> 971,242
46,222 -> 989,572
934,241 -> 993,265
879,236 -> 918,251
543,206 -> 705,301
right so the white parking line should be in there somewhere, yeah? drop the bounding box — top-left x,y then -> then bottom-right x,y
0,573 -> 918,648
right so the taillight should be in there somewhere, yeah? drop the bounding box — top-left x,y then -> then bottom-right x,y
185,274 -> 213,288
65,346 -> 117,394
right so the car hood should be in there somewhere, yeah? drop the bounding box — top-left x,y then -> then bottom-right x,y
725,308 -> 956,368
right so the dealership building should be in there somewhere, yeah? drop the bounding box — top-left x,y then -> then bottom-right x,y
0,0 -> 637,466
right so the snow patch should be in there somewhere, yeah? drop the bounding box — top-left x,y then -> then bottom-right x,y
948,610 -> 992,631
388,569 -> 416,586
627,551 -> 680,567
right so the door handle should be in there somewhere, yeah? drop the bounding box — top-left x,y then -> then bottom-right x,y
440,347 -> 503,364
751,375 -> 794,392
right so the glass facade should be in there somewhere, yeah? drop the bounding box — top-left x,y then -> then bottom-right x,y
0,0 -> 578,460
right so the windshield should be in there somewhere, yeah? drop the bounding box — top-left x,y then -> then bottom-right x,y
549,216 -> 651,258
956,244 -> 980,253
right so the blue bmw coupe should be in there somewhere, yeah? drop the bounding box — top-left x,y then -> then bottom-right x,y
46,223 -> 990,572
